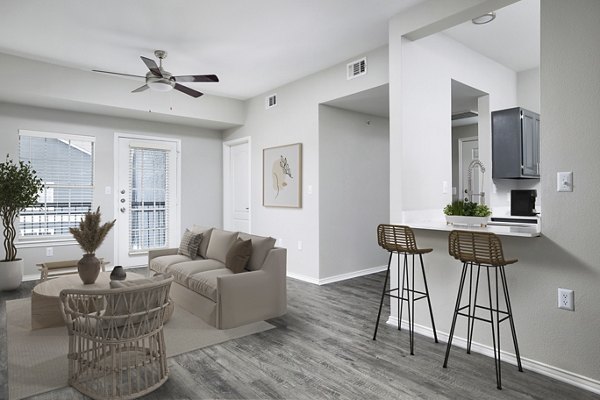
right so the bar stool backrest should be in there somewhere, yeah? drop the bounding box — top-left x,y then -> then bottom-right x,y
448,230 -> 512,266
377,224 -> 418,253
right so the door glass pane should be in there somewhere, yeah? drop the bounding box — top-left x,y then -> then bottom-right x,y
128,147 -> 168,252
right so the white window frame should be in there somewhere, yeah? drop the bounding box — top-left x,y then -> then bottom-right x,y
17,129 -> 96,246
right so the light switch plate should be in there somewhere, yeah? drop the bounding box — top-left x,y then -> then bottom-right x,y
557,172 -> 573,192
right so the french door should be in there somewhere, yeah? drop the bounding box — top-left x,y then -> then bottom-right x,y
116,136 -> 179,267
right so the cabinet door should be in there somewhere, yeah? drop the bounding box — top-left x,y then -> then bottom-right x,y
521,110 -> 538,176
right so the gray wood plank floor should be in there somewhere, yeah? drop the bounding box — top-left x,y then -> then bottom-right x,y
1,270 -> 598,400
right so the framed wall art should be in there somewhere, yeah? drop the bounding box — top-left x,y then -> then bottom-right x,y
263,143 -> 302,208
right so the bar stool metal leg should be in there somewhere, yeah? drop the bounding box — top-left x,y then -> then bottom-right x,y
500,266 -> 523,372
419,254 -> 438,343
443,262 -> 469,368
373,252 -> 392,341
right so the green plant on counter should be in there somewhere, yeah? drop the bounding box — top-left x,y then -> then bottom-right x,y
443,200 -> 492,217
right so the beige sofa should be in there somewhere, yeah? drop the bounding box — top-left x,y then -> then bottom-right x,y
148,226 -> 287,329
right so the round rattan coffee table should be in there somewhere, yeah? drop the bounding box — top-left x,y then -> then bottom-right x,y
31,271 -> 145,330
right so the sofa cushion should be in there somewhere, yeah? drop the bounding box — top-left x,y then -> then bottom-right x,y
167,259 -> 226,286
225,238 -> 252,273
187,269 -> 233,302
205,229 -> 238,264
238,233 -> 277,271
177,229 -> 203,259
149,254 -> 192,274
190,225 -> 213,258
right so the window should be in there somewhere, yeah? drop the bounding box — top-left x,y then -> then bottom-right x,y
19,130 -> 95,239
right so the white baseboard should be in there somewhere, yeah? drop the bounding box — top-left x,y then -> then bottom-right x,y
386,316 -> 600,395
288,265 -> 387,286
287,272 -> 320,285
23,273 -> 39,282
318,265 -> 387,285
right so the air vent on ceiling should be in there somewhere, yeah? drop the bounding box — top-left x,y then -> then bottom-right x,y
452,110 -> 478,120
347,57 -> 367,80
265,93 -> 277,109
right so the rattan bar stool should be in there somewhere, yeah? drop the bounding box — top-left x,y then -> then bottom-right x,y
373,224 -> 438,355
443,230 -> 523,389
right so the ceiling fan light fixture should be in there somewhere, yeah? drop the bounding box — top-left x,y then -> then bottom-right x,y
472,11 -> 496,25
147,78 -> 174,92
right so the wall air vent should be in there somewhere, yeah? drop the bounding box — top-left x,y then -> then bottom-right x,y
347,57 -> 367,80
265,93 -> 277,109
452,110 -> 478,120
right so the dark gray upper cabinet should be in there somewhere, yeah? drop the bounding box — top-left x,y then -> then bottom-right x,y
492,107 -> 540,179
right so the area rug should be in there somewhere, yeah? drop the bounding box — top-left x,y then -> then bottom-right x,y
7,297 -> 274,400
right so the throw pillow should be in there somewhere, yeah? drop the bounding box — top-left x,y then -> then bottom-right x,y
238,233 -> 276,271
177,229 -> 203,259
225,238 -> 253,273
206,229 -> 238,264
190,225 -> 213,258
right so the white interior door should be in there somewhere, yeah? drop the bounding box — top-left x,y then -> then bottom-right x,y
458,137 -> 479,202
116,137 -> 179,267
224,139 -> 250,232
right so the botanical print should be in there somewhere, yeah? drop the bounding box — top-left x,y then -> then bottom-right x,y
263,143 -> 302,208
272,155 -> 293,198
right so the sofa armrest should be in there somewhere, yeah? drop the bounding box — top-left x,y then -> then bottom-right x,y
148,248 -> 178,264
216,247 -> 287,329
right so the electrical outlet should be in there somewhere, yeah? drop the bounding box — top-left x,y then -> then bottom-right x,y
46,247 -> 53,257
558,288 -> 574,311
297,240 -> 303,251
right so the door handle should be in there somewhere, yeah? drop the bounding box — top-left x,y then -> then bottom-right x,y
120,207 -> 126,213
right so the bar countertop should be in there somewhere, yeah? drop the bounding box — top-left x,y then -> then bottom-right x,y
407,221 -> 540,238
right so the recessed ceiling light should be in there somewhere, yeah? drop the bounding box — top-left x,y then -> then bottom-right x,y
472,11 -> 496,25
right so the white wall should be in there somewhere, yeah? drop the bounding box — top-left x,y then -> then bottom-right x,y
318,105 -> 389,280
517,67 -> 540,113
386,0 -> 600,387
223,46 -> 389,281
0,102 -> 223,276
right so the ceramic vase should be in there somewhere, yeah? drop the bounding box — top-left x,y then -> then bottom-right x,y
78,253 -> 101,284
110,265 -> 127,281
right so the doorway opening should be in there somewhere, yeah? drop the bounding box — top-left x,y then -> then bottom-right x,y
223,137 -> 251,233
451,79 -> 488,203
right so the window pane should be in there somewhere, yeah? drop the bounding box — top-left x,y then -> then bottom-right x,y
128,147 -> 168,252
19,133 -> 94,238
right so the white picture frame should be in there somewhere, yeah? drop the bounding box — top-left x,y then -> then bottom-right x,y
263,143 -> 302,208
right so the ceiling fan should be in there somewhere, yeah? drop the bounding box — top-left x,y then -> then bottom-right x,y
93,50 -> 219,98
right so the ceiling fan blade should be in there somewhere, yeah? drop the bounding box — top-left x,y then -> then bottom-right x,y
174,83 -> 203,98
131,84 -> 149,93
92,69 -> 145,79
173,74 -> 219,83
140,56 -> 162,77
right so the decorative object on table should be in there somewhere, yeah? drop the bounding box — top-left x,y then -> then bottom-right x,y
69,207 -> 115,284
443,199 -> 492,227
0,154 -> 44,291
263,143 -> 302,208
110,265 -> 126,281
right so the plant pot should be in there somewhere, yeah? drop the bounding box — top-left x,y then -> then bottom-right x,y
445,215 -> 490,227
78,254 -> 101,284
0,259 -> 23,291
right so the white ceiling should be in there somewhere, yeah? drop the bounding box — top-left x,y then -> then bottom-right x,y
324,85 -> 389,118
0,0 -> 423,100
444,0 -> 540,72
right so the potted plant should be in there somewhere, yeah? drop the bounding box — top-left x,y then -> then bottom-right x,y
0,155 -> 44,291
70,207 -> 115,284
443,200 -> 492,227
